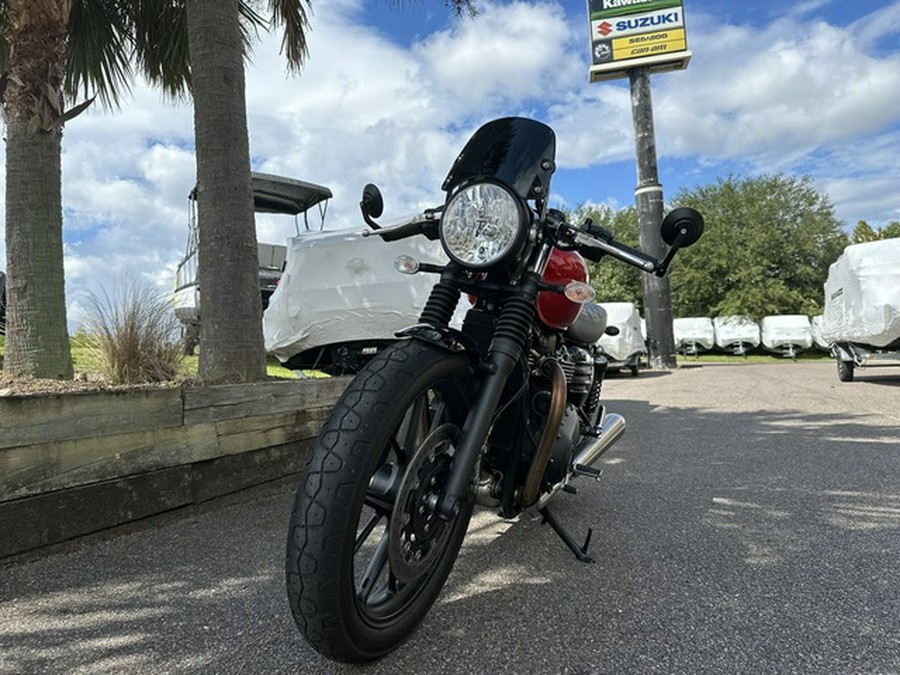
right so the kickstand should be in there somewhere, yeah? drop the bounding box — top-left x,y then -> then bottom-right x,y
538,506 -> 595,564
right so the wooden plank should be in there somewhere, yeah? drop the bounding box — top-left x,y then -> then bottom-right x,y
183,377 -> 348,424
0,424 -> 218,502
0,467 -> 192,558
214,408 -> 330,456
0,388 -> 184,450
190,441 -> 314,503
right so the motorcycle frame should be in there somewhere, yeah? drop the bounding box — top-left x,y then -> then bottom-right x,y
402,234 -> 559,523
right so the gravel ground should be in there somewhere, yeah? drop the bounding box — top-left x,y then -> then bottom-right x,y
1,361 -> 898,674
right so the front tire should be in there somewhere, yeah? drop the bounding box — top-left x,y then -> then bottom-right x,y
286,340 -> 476,662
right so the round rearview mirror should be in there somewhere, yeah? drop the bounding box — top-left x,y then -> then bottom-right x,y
361,183 -> 384,219
660,207 -> 704,248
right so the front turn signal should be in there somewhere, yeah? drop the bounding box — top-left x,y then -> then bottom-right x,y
564,281 -> 595,304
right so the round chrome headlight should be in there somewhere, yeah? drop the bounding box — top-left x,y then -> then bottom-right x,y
439,182 -> 528,269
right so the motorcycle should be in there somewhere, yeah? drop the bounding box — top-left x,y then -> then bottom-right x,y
285,117 -> 704,663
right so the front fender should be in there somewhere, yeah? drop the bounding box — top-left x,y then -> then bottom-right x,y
395,323 -> 484,361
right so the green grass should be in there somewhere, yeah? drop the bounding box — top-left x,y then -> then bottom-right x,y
675,350 -> 831,364
1,333 -> 300,380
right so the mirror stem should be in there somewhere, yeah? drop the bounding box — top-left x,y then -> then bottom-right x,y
654,228 -> 686,277
359,201 -> 381,230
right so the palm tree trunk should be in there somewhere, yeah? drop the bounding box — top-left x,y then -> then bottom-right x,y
2,0 -> 74,379
186,0 -> 266,383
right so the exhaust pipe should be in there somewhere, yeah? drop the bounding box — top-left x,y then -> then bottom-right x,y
520,358 -> 567,508
571,413 -> 626,471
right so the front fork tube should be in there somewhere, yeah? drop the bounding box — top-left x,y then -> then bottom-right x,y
436,272 -> 541,521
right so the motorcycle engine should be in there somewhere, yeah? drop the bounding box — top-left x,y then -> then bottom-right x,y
565,346 -> 594,408
544,403 -> 581,485
528,346 -> 595,485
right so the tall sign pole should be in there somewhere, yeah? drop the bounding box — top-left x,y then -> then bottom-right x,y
630,67 -> 675,368
586,0 -> 692,369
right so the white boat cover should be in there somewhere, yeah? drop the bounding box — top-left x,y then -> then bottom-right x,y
713,315 -> 760,350
597,302 -> 645,362
810,315 -> 831,350
673,317 -> 715,351
820,238 -> 900,348
173,284 -> 199,324
760,315 -> 813,351
263,228 -> 463,362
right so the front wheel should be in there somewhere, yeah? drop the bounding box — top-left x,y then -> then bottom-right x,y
286,340 -> 476,662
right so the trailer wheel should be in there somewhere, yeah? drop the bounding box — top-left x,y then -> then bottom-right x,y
836,358 -> 854,382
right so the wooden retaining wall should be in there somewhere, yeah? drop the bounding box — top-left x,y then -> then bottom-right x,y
0,378 -> 348,559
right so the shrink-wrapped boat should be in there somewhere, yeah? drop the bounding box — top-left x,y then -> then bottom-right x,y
713,315 -> 760,355
597,302 -> 645,376
810,315 -> 831,351
760,315 -> 813,359
264,228 -> 465,374
820,238 -> 900,381
673,317 -> 715,355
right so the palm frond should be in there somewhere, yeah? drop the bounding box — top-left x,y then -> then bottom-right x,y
267,0 -> 311,72
238,0 -> 268,58
446,0 -> 477,17
65,0 -> 134,108
386,0 -> 478,19
130,0 -> 192,99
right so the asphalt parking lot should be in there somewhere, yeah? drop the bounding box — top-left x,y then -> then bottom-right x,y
1,361 -> 898,674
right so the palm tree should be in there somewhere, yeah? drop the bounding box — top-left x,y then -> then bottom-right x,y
0,0 -> 308,380
1,1 -> 82,379
1,0 -> 474,381
183,0 -> 314,382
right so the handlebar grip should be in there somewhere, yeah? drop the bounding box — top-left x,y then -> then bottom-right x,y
579,234 -> 658,273
582,247 -> 605,263
379,220 -> 426,242
610,240 -> 657,267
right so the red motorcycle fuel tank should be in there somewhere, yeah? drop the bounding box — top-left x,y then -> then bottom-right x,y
536,248 -> 589,330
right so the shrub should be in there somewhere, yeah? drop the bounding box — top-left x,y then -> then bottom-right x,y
84,278 -> 184,385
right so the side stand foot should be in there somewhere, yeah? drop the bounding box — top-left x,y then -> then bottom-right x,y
538,506 -> 595,564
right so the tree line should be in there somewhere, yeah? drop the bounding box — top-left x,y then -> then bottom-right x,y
579,174 -> 898,321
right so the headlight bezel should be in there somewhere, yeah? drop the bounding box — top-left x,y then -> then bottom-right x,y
439,179 -> 531,270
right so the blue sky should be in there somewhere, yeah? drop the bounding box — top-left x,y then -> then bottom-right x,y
1,0 -> 899,328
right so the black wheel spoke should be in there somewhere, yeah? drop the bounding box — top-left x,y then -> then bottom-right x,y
428,397 -> 446,434
355,513 -> 383,555
358,531 -> 391,604
398,394 -> 429,459
364,493 -> 394,515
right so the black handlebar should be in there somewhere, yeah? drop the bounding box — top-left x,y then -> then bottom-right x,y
378,219 -> 427,242
599,238 -> 658,270
571,220 -> 659,274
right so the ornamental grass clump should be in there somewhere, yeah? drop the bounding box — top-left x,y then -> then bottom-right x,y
85,279 -> 184,385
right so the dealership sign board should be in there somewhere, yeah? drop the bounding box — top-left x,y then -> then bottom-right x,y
588,0 -> 691,83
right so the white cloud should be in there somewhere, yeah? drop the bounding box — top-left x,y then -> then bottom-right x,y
647,6 -> 900,224
851,1 -> 900,48
414,1 -> 580,107
586,12 -> 900,164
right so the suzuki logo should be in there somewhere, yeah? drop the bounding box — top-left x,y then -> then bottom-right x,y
597,21 -> 613,37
